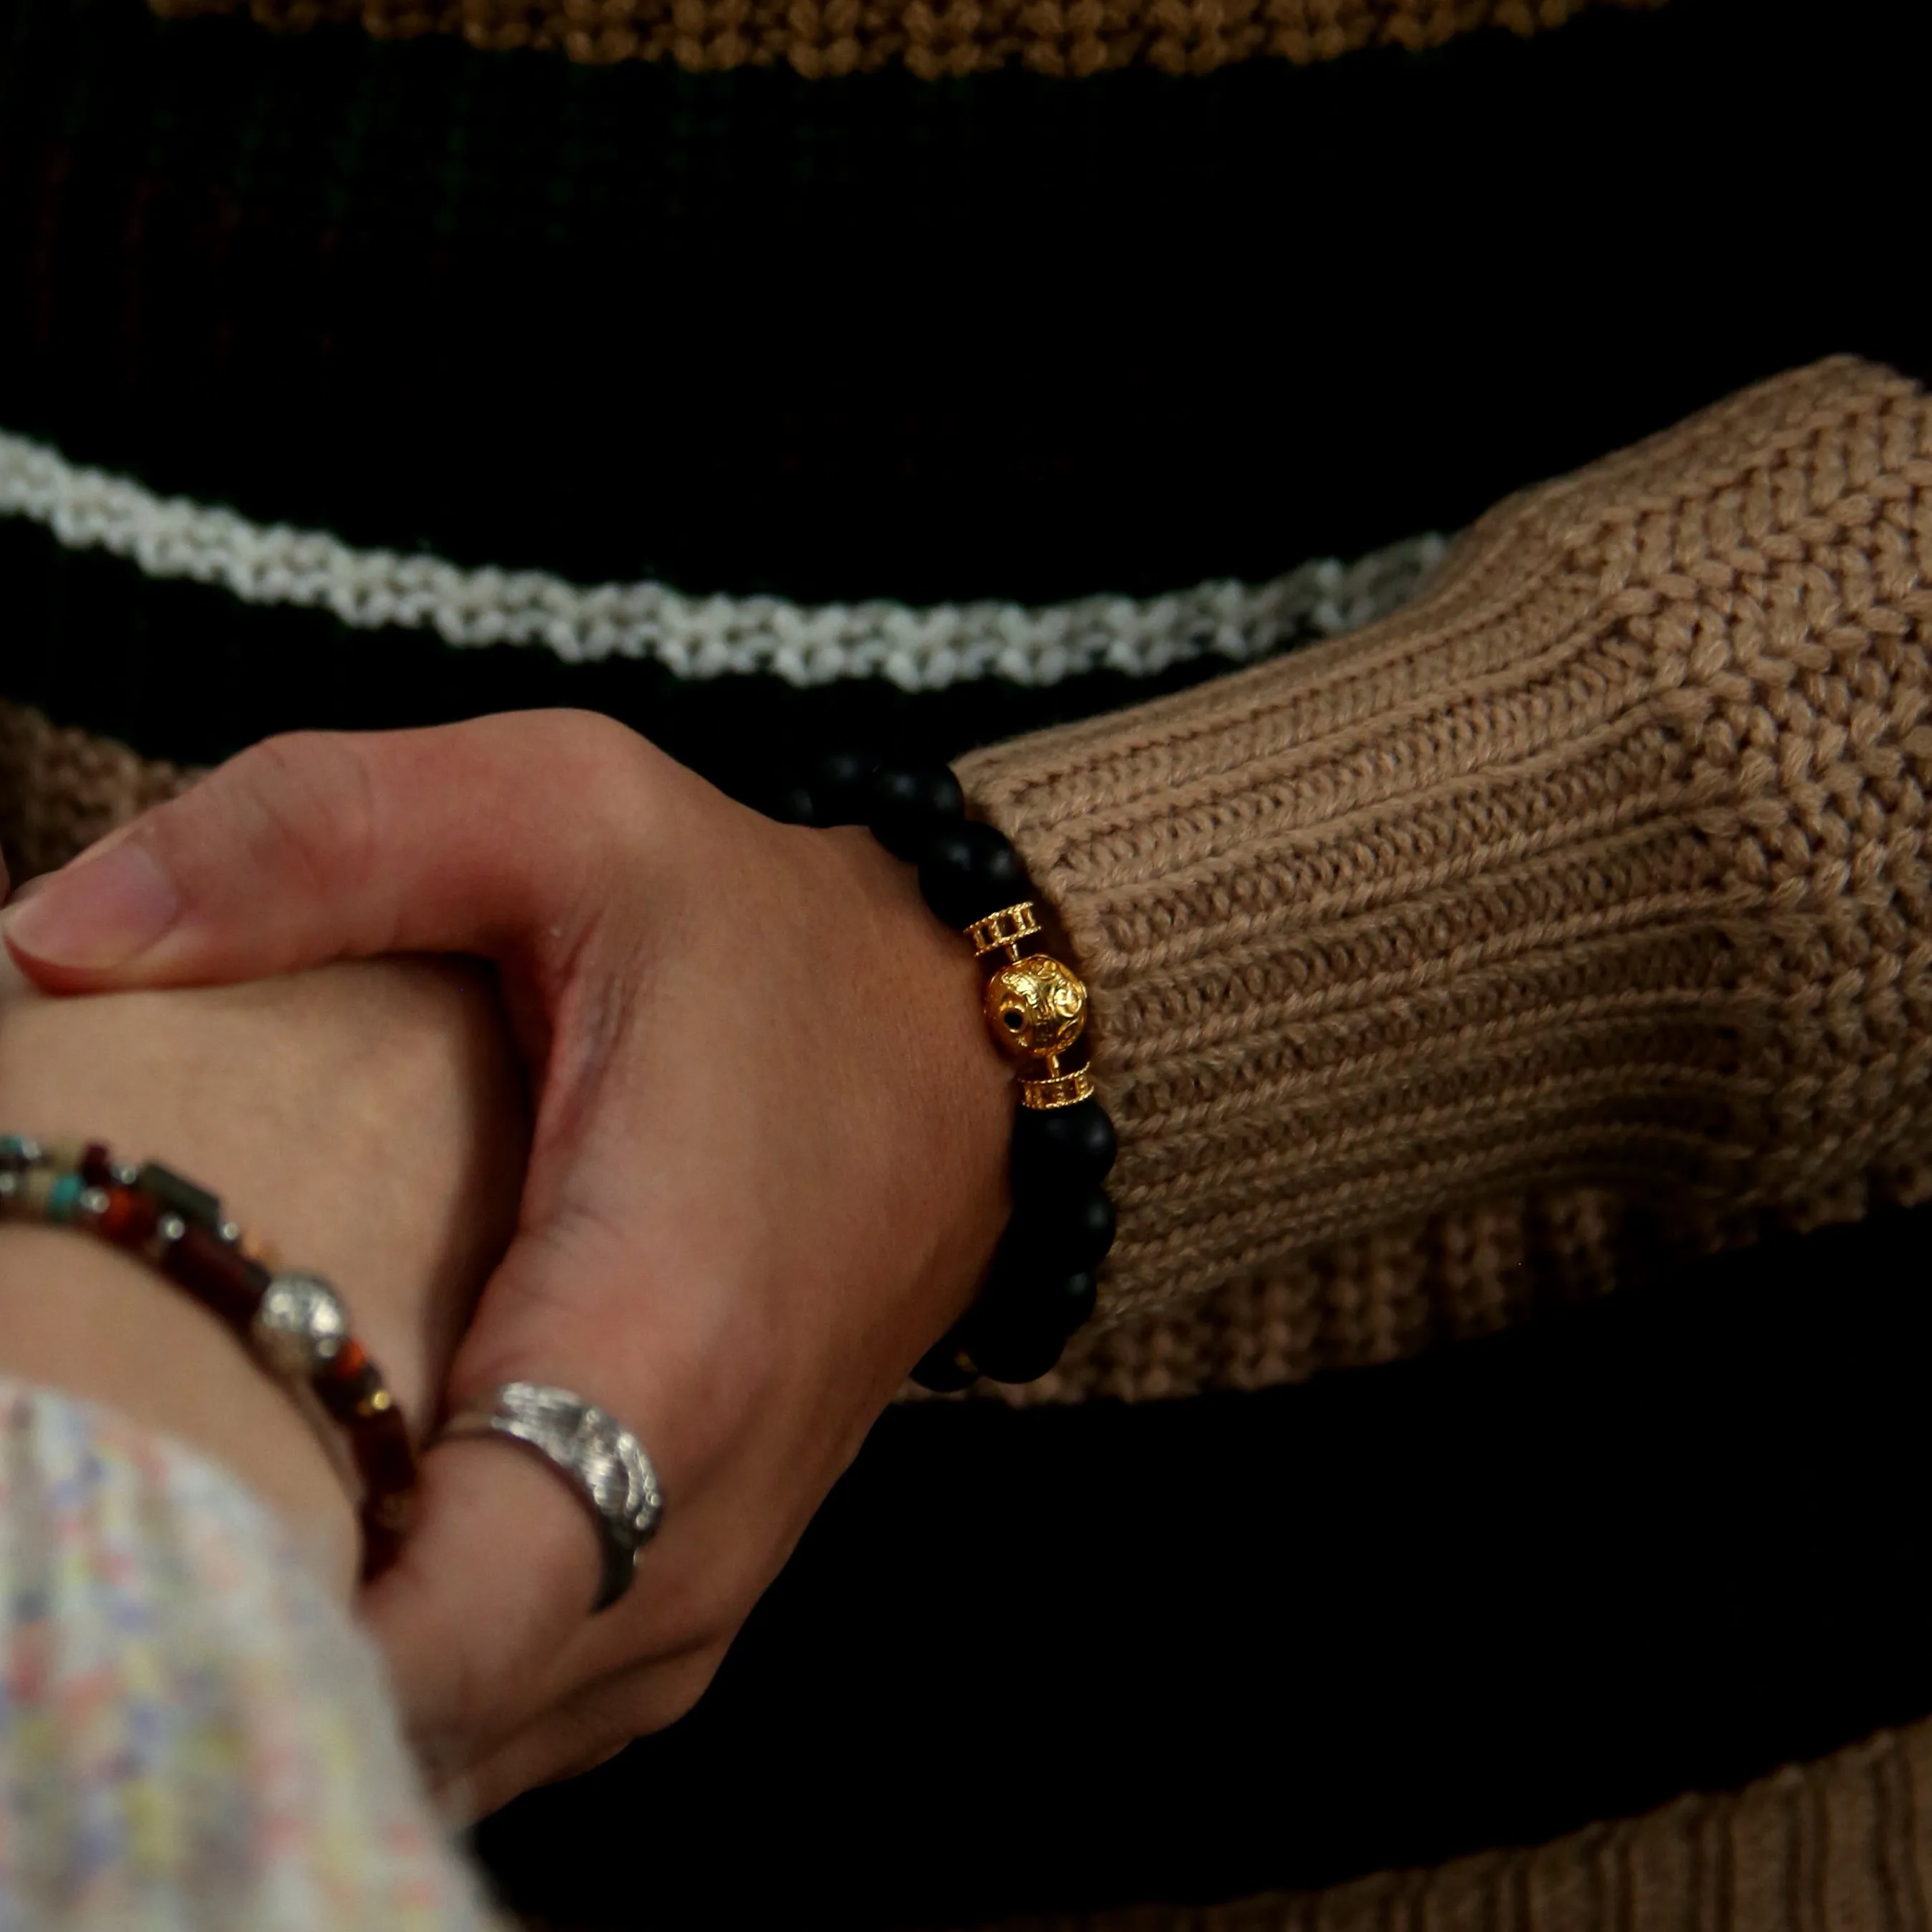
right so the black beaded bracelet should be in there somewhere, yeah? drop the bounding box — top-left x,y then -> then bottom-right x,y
793,753 -> 1118,1389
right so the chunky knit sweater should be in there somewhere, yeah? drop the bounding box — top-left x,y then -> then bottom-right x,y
6,349 -> 1932,1932
964,354 -> 1932,1393
16,358 -> 1922,1403
4,0 -> 1932,1928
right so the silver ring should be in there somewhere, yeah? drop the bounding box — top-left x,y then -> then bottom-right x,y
440,1382 -> 663,1613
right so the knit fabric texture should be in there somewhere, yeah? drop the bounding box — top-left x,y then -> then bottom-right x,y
961,355 -> 1932,1352
0,701 -> 195,885
143,0 -> 1666,78
8,361 -> 1931,1408
0,1378 -> 501,1931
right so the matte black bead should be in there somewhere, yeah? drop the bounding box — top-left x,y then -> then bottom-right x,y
1009,1187 -> 1115,1274
966,1323 -> 1064,1385
1047,1271 -> 1099,1335
763,779 -> 820,827
975,1246 -> 1097,1337
808,750 -> 880,827
865,764 -> 966,861
917,822 -> 1029,928
1011,1100 -> 1117,1196
910,1337 -> 979,1393
136,1160 -> 224,1232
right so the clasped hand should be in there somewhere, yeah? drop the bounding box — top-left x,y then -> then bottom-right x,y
1,711 -> 1013,1815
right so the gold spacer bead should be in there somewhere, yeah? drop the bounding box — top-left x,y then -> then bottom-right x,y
1020,1067 -> 1097,1110
966,900 -> 1042,958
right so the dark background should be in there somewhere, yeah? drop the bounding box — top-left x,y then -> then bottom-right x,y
476,1205 -> 1932,1928
4,0 -> 1929,1919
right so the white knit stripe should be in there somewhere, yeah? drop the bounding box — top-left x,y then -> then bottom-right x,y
0,427 -> 1446,693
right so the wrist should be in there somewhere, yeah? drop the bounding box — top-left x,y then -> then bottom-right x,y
0,1221 -> 360,1593
798,761 -> 1117,1387
0,952 -> 527,1591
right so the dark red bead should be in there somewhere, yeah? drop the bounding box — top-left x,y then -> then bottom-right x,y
319,1337 -> 370,1383
92,1186 -> 141,1244
80,1142 -> 115,1188
317,1360 -> 384,1424
360,1517 -> 407,1580
352,1405 -> 416,1489
114,1192 -> 161,1246
160,1223 -> 264,1330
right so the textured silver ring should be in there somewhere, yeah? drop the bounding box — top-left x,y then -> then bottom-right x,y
440,1382 -> 663,1613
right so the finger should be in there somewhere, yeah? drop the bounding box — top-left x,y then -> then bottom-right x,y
359,1211 -> 720,1777
363,1427 -> 605,1784
443,1647 -> 723,1823
0,710 -> 650,989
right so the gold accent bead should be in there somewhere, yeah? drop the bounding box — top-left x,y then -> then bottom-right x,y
983,954 -> 1087,1064
356,1388 -> 395,1418
1021,1068 -> 1098,1110
966,900 -> 1042,958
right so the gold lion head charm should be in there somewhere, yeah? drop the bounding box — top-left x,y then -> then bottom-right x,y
984,955 -> 1088,1064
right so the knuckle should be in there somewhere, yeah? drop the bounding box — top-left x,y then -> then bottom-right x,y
225,731 -> 383,905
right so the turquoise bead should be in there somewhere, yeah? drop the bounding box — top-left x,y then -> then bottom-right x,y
46,1173 -> 84,1224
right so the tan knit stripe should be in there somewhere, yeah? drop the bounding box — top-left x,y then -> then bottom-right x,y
1131,1019 -> 1759,1185
1086,731 -> 1694,984
0,701 -> 197,885
1113,1129 -> 1733,1289
1042,612 -> 1636,896
1095,804 -> 1713,1017
955,1725 -> 1932,1932
984,588 -> 1593,839
147,0 -> 1668,81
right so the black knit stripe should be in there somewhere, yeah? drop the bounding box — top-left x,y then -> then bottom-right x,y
1,0 -> 1925,605
0,514 -> 1256,784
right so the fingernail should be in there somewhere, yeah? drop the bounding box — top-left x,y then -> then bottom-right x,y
0,841 -> 181,969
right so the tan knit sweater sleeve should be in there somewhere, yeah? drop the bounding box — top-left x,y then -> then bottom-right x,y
959,356 -> 1932,1360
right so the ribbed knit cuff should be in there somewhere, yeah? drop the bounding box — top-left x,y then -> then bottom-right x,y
961,356 -> 1932,1330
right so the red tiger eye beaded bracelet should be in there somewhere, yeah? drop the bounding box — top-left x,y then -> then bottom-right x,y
0,1133 -> 417,1577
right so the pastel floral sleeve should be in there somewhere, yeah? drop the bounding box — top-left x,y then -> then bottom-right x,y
0,1377 -> 506,1932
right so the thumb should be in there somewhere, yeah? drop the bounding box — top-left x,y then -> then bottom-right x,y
0,711 -> 638,990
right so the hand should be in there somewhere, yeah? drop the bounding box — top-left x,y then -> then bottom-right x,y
0,948 -> 527,1597
1,712 -> 1014,1815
